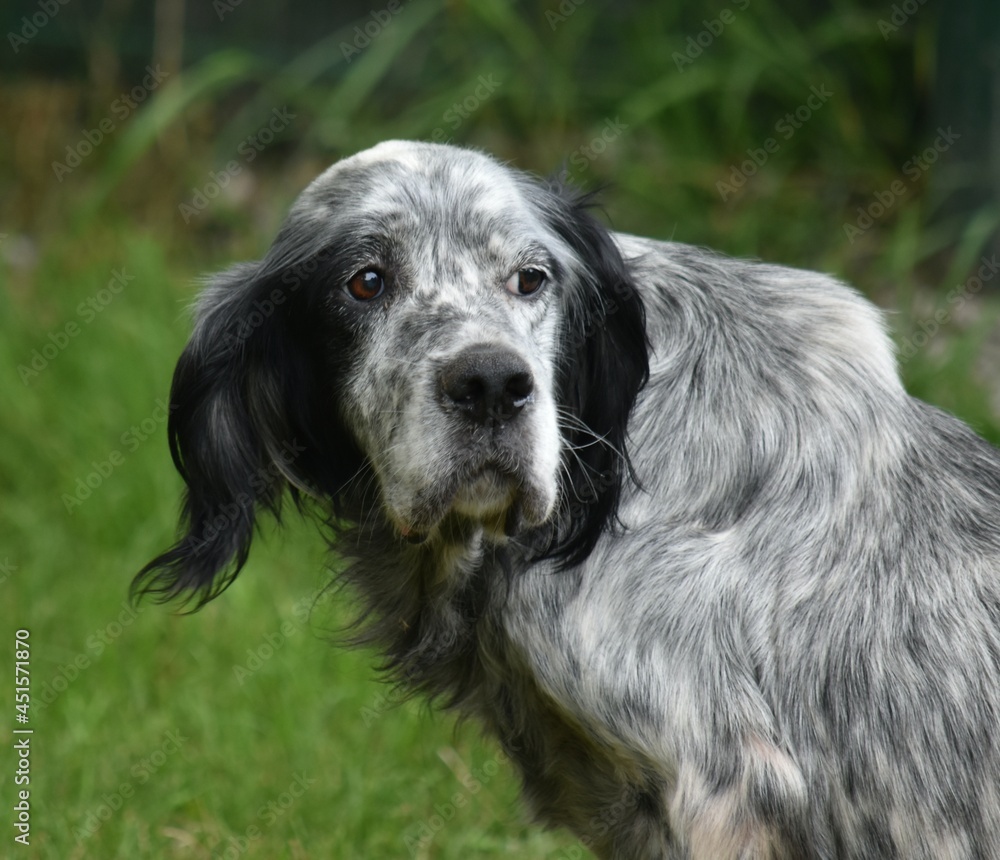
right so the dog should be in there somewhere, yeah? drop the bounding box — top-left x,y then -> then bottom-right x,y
136,140 -> 1000,858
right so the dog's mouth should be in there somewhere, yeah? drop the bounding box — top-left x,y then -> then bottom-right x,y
391,458 -> 553,545
452,463 -> 518,512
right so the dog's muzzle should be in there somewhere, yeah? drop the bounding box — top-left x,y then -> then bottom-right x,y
386,341 -> 558,544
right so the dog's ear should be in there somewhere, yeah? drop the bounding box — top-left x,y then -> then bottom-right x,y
132,260 -> 355,608
538,183 -> 650,566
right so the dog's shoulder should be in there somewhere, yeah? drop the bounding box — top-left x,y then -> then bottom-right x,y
608,232 -> 1000,559
613,232 -> 900,400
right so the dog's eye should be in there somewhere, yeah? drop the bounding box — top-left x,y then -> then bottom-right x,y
346,269 -> 385,302
505,268 -> 546,296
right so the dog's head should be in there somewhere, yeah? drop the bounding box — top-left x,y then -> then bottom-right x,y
135,141 -> 648,605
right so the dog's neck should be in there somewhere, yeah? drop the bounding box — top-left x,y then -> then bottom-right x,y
335,511 -> 512,706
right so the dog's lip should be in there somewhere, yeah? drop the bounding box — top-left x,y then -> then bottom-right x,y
392,459 -> 524,543
452,461 -> 520,500
462,461 -> 517,483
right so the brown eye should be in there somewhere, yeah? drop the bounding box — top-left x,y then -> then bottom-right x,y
505,268 -> 546,296
346,269 -> 385,302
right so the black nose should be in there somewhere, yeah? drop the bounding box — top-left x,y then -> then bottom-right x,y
440,345 -> 534,426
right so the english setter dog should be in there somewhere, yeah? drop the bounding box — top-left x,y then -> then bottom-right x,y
137,140 -> 1000,858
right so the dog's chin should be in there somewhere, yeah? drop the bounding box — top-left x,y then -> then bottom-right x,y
388,466 -> 556,545
452,468 -> 517,515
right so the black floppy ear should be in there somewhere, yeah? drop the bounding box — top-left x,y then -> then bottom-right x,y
539,183 -> 650,566
133,261 -> 353,608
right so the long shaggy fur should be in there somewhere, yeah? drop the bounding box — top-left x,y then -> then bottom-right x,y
137,140 -> 1000,859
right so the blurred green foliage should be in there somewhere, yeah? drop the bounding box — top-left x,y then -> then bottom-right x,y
4,0 -> 996,280
2,1 -> 1000,857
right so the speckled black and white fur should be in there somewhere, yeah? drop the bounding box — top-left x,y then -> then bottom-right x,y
136,140 -> 1000,859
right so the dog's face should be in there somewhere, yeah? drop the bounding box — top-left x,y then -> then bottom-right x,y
307,142 -> 566,541
136,141 -> 648,604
